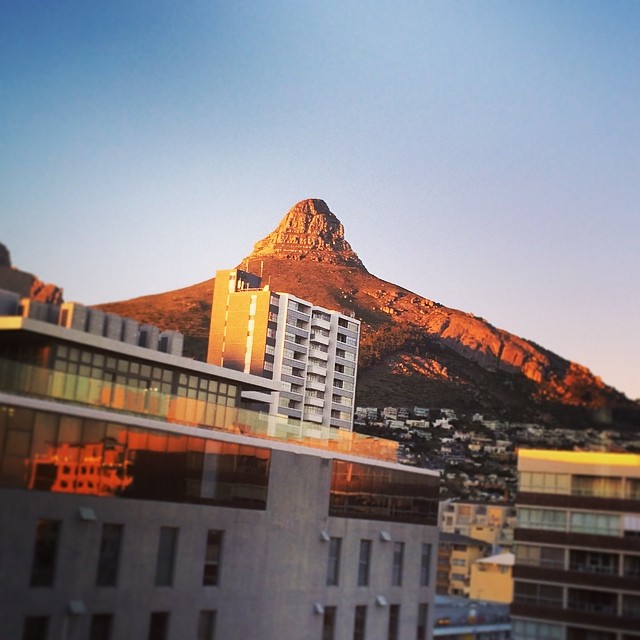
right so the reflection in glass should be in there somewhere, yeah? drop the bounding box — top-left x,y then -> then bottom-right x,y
1,404 -> 271,511
329,461 -> 439,525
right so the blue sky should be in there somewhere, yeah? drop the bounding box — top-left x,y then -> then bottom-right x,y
2,1 -> 639,399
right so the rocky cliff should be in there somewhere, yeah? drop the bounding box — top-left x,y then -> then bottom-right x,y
248,199 -> 366,269
0,242 -> 64,304
97,200 -> 637,427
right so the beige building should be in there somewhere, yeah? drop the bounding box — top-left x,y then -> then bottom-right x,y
469,552 -> 514,603
439,501 -> 516,550
437,532 -> 490,597
208,269 -> 360,430
513,449 -> 640,640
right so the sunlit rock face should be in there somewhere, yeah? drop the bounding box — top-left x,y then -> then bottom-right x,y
0,241 -> 64,304
95,198 -> 635,425
248,199 -> 367,269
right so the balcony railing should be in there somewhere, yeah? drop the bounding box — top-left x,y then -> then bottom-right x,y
0,357 -> 398,462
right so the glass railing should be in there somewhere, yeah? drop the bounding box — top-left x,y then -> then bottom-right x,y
0,357 -> 398,462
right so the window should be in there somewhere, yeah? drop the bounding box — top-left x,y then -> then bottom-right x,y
391,542 -> 404,586
327,537 -> 341,586
353,605 -> 367,640
148,612 -> 170,640
416,603 -> 428,640
566,629 -> 615,640
96,524 -> 123,586
626,478 -> 640,499
569,550 -> 618,575
387,605 -> 400,640
568,587 -> 617,614
515,544 -> 564,569
89,614 -> 113,640
624,555 -> 640,577
329,461 -> 439,526
197,611 -> 216,640
519,471 -> 570,494
322,606 -> 336,640
518,508 -> 567,531
22,616 -> 49,640
357,540 -> 372,586
623,595 -> 640,618
570,512 -> 620,536
514,581 -> 563,606
155,527 -> 178,586
572,475 -> 622,498
420,543 -> 432,586
203,530 -> 223,586
512,619 -> 562,639
30,519 -> 60,587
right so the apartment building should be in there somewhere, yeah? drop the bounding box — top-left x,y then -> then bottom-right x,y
0,294 -> 439,640
512,449 -> 640,640
468,552 -> 514,603
208,269 -> 360,430
439,501 -> 516,550
436,532 -> 490,597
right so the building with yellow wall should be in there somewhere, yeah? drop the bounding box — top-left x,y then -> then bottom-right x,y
469,552 -> 514,603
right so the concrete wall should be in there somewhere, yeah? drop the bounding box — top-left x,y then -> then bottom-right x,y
0,448 -> 438,640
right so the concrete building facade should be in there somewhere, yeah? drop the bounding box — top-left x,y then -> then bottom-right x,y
512,449 -> 640,640
0,298 -> 439,640
208,269 -> 360,430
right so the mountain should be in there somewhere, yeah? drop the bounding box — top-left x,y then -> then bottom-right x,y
96,199 -> 637,428
0,242 -> 63,304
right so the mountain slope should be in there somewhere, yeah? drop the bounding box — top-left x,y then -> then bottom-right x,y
97,199 -> 637,427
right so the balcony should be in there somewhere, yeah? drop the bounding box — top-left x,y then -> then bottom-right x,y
305,378 -> 325,392
310,332 -> 330,346
307,362 -> 327,376
311,316 -> 331,331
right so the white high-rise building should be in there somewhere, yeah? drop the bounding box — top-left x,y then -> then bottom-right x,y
208,269 -> 360,431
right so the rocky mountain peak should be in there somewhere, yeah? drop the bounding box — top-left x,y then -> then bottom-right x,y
246,199 -> 367,270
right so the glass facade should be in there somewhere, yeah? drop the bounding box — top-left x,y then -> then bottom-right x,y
0,340 -> 399,463
0,337 -> 240,430
329,461 -> 439,525
0,404 -> 271,510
